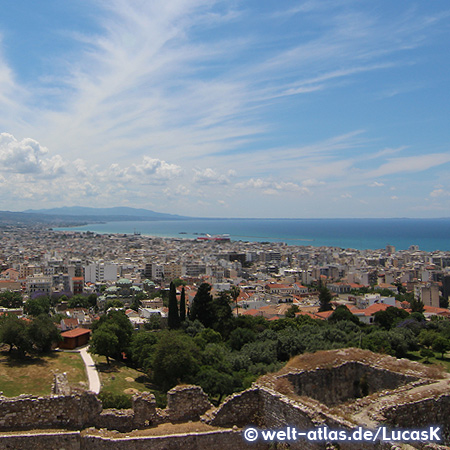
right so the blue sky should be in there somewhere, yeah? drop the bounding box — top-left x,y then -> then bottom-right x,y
0,0 -> 449,218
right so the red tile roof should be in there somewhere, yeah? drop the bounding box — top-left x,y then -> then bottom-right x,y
60,328 -> 91,338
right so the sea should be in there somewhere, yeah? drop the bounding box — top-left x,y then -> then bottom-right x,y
55,218 -> 450,252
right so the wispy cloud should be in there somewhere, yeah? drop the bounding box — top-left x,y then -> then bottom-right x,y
0,1 -> 448,216
367,153 -> 450,178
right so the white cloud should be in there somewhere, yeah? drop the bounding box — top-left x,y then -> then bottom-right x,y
193,168 -> 234,185
130,157 -> 182,180
430,189 -> 450,198
235,178 -> 310,195
369,181 -> 384,187
0,133 -> 66,176
302,178 -> 326,187
368,153 -> 450,178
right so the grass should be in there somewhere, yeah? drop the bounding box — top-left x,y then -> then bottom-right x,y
92,354 -> 153,396
409,350 -> 450,372
0,350 -> 87,397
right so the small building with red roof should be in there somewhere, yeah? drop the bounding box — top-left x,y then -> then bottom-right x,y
59,328 -> 91,350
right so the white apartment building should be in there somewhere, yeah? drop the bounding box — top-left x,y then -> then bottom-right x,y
84,263 -> 118,283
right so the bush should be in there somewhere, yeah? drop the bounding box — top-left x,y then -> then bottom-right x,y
98,391 -> 132,409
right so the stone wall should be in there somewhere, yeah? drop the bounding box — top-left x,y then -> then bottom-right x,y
0,385 -> 212,433
284,362 -> 420,406
165,385 -> 213,422
0,392 -> 101,431
381,393 -> 450,444
0,430 -> 269,450
80,430 -> 269,450
207,388 -> 262,428
0,432 -> 81,450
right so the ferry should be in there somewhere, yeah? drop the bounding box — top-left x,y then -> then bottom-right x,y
196,234 -> 231,242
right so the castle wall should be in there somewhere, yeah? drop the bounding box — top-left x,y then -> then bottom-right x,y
0,392 -> 101,431
0,432 -> 81,450
0,385 -> 211,433
285,362 -> 419,406
381,393 -> 450,444
0,430 -> 270,450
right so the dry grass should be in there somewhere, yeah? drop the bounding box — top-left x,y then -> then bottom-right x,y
82,422 -> 224,438
0,350 -> 87,397
276,348 -> 445,379
273,377 -> 294,396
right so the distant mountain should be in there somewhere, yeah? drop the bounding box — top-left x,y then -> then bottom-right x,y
23,206 -> 188,221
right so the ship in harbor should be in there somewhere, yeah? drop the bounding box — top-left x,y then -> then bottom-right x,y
196,234 -> 230,242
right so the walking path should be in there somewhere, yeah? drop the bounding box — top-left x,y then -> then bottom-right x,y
78,346 -> 101,394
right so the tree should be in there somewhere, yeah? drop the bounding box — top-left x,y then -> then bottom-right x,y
329,305 -> 360,325
28,314 -> 61,353
0,314 -> 31,357
179,287 -> 186,322
196,367 -> 235,404
0,291 -> 23,309
89,327 -> 119,365
439,296 -> 449,309
373,307 -> 409,330
409,296 -> 425,313
432,336 -> 450,359
24,296 -> 50,316
168,282 -> 180,329
230,286 -> 240,316
151,331 -> 200,391
420,347 -> 434,363
66,293 -> 97,309
189,283 -> 215,328
285,305 -> 300,318
211,292 -> 233,337
129,331 -> 158,370
91,310 -> 134,360
318,284 -> 333,312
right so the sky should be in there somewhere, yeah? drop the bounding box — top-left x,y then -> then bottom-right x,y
0,0 -> 449,218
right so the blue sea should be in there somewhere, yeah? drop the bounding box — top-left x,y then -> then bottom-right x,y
56,218 -> 450,252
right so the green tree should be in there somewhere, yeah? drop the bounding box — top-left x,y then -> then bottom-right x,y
168,282 -> 180,329
189,283 -> 215,328
228,327 -> 256,351
329,305 -> 360,325
0,314 -> 32,356
89,327 -> 119,364
432,336 -> 450,359
179,287 -> 186,322
172,278 -> 187,287
409,296 -> 425,313
420,347 -> 434,363
439,296 -> 449,309
196,367 -> 235,404
230,286 -> 240,316
373,307 -> 409,330
92,310 -> 134,360
104,299 -> 125,310
68,294 -> 93,309
285,305 -> 300,318
28,314 -> 61,353
151,331 -> 200,391
129,331 -> 158,370
211,292 -> 233,337
0,291 -> 23,308
318,284 -> 333,312
24,296 -> 50,316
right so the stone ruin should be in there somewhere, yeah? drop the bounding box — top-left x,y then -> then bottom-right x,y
1,348 -> 450,450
